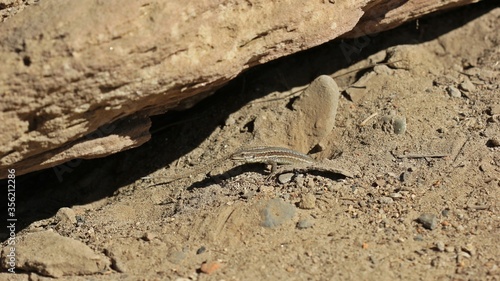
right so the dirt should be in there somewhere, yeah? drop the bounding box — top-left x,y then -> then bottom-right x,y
1,2 -> 499,280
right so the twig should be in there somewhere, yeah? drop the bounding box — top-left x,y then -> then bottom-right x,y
251,85 -> 307,104
466,204 -> 490,210
331,60 -> 404,79
396,154 -> 449,159
254,60 -> 405,104
360,112 -> 379,126
452,137 -> 469,164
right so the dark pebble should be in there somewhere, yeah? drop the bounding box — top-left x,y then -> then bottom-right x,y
486,138 -> 500,147
417,213 -> 439,230
196,246 -> 206,255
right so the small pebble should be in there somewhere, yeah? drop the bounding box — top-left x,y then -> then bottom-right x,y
200,261 -> 221,274
393,116 -> 406,135
486,138 -> 500,147
435,241 -> 445,252
278,173 -> 294,184
261,199 -> 296,228
445,246 -> 455,253
441,209 -> 450,217
378,196 -> 394,204
417,213 -> 439,230
373,64 -> 394,75
446,86 -> 461,98
459,79 -> 476,92
462,243 -> 476,256
297,218 -> 314,229
168,250 -> 187,264
487,105 -> 500,116
390,193 -> 403,199
258,185 -> 274,193
298,193 -> 316,209
56,207 -> 77,226
141,232 -> 157,241
431,257 -> 445,268
459,251 -> 471,259
241,190 -> 255,200
400,171 -> 410,182
387,172 -> 398,178
196,246 -> 206,255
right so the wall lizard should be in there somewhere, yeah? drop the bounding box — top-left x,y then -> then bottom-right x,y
145,146 -> 352,187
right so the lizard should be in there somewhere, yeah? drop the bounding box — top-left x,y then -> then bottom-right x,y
145,146 -> 352,187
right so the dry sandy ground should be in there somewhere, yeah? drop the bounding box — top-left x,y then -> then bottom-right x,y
1,2 -> 499,280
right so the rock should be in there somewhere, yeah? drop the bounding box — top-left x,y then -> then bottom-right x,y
345,72 -> 375,103
393,116 -> 406,135
373,65 -> 394,75
196,246 -> 206,255
378,196 -> 394,204
486,138 -> 500,147
487,105 -> 500,116
278,173 -> 294,184
0,0 -> 480,178
200,261 -> 221,274
241,190 -> 256,200
141,232 -> 157,242
0,231 -> 109,277
258,186 -> 275,193
445,246 -> 455,253
431,256 -> 445,268
417,213 -> 439,230
435,241 -> 445,252
297,218 -> 315,229
254,75 -> 340,152
55,207 -> 77,226
167,249 -> 187,265
260,199 -> 296,228
400,171 -> 410,182
298,193 -> 317,209
462,243 -> 476,256
446,86 -> 462,97
459,79 -> 476,92
390,193 -> 403,199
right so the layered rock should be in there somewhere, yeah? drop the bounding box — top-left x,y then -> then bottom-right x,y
0,0 -> 479,177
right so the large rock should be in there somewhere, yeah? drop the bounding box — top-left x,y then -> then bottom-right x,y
0,231 -> 110,277
0,0 -> 479,177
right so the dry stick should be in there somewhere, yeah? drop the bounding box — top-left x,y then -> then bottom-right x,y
466,204 -> 490,210
251,85 -> 307,104
452,137 -> 470,165
149,116 -> 204,135
253,60 -> 405,104
330,60 -> 404,79
396,154 -> 449,159
360,112 -> 379,126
